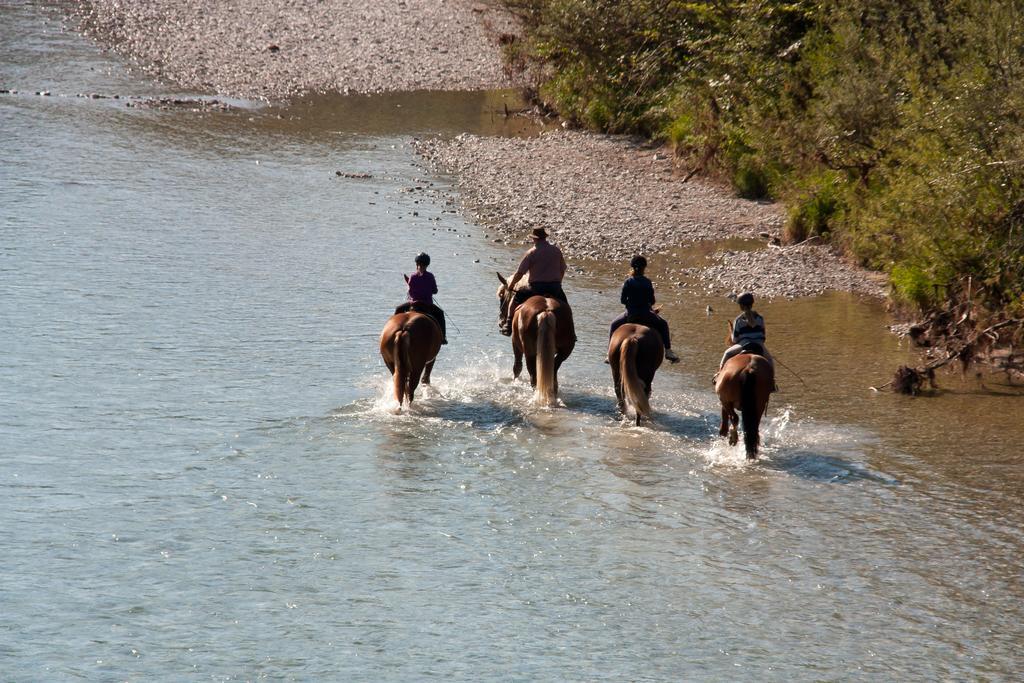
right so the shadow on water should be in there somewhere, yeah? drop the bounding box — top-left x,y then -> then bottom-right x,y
761,450 -> 901,485
648,410 -> 714,441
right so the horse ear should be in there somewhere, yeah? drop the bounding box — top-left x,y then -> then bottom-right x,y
496,272 -> 508,286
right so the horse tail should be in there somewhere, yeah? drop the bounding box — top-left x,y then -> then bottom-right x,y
619,336 -> 650,423
740,358 -> 762,457
393,329 -> 410,406
535,310 -> 557,404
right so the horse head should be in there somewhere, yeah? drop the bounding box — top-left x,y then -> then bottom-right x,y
496,272 -> 514,330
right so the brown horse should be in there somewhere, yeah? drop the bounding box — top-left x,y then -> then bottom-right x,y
714,353 -> 774,458
608,323 -> 664,425
497,274 -> 575,406
379,311 -> 442,410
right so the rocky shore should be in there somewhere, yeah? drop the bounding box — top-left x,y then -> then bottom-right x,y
64,0 -> 884,300
415,131 -> 885,299
70,0 -> 515,100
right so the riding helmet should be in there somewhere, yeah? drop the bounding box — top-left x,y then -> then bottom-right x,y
414,252 -> 431,266
630,255 -> 647,270
737,292 -> 755,307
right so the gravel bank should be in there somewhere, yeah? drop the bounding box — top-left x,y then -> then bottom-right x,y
416,131 -> 783,258
697,244 -> 887,299
415,131 -> 885,299
70,0 -> 515,99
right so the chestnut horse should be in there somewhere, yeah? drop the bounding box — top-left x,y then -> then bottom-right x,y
608,323 -> 664,425
497,274 -> 575,406
379,311 -> 442,409
714,352 -> 774,458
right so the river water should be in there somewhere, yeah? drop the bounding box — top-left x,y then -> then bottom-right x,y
3,2 -> 1024,680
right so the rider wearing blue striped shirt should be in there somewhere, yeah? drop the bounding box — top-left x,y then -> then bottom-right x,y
717,292 -> 776,388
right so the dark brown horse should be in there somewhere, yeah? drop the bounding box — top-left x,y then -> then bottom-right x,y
379,311 -> 442,410
497,274 -> 575,406
714,353 -> 774,458
608,323 -> 664,425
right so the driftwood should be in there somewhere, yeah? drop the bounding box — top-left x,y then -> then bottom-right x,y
872,318 -> 1023,393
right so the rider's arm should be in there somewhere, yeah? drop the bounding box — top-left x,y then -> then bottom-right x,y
509,250 -> 532,289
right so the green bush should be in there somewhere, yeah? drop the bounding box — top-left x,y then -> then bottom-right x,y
785,174 -> 844,243
505,0 -> 1024,316
733,156 -> 771,200
665,113 -> 694,152
890,264 -> 934,308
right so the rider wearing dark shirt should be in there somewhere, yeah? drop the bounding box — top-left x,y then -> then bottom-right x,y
608,256 -> 678,363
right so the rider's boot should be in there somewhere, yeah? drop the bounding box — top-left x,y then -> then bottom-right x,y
664,348 -> 680,364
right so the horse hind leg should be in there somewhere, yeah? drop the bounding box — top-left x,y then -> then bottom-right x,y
525,355 -> 537,388
728,409 -> 739,446
719,407 -> 730,437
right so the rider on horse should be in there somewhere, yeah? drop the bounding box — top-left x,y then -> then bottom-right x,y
608,255 -> 679,363
394,252 -> 447,344
716,291 -> 775,389
500,227 -> 568,336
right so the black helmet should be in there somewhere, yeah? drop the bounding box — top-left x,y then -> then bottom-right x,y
630,255 -> 647,270
737,292 -> 755,307
414,252 -> 430,266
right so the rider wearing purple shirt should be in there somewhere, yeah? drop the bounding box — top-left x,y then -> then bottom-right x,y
406,270 -> 437,303
394,253 -> 447,344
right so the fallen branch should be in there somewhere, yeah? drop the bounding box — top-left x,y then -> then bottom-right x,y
871,318 -> 1023,393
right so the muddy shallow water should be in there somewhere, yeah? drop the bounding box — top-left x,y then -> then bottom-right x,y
3,2 -> 1024,680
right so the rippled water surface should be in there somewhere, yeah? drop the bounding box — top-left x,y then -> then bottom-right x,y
3,2 -> 1024,680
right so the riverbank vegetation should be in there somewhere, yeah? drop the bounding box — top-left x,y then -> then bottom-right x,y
502,0 -> 1024,372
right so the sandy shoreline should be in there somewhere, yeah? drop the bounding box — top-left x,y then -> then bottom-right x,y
415,131 -> 885,299
65,0 -> 884,299
70,0 -> 515,100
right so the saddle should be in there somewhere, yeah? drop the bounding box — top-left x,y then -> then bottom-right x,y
739,341 -> 765,356
399,302 -> 442,328
624,311 -> 659,326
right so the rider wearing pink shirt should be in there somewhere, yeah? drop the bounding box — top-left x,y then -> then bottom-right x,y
394,253 -> 447,344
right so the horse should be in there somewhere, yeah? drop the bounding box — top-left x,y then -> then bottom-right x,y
496,274 -> 576,406
379,311 -> 443,410
608,323 -> 664,425
714,352 -> 774,458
